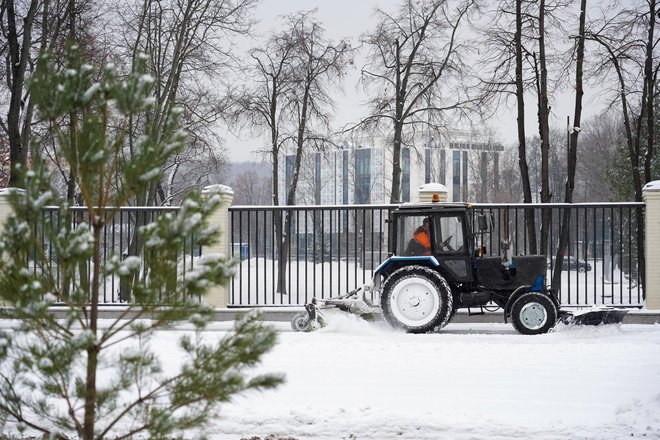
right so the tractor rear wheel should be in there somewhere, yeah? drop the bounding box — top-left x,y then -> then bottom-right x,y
510,292 -> 557,335
380,265 -> 453,333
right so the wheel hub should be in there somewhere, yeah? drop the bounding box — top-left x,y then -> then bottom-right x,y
390,277 -> 439,327
519,302 -> 547,330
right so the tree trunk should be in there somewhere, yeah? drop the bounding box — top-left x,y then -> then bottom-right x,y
390,122 -> 403,203
82,223 -> 102,440
552,0 -> 586,291
643,0 -> 656,184
515,0 -> 537,254
536,0 -> 552,256
6,0 -> 39,186
277,83 -> 311,295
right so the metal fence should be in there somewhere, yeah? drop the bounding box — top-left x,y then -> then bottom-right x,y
229,202 -> 645,308
35,206 -> 200,304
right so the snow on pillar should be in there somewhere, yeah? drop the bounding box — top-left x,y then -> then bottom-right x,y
201,184 -> 234,308
643,181 -> 660,310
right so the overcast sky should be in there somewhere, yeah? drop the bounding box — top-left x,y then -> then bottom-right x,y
222,0 -> 610,164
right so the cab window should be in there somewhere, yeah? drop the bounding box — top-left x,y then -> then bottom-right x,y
397,215 -> 431,256
433,215 -> 464,253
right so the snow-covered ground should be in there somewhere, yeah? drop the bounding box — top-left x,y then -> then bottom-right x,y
3,316 -> 659,439
207,315 -> 660,439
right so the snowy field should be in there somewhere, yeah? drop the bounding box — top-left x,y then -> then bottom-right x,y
2,315 -> 659,439
209,316 -> 660,440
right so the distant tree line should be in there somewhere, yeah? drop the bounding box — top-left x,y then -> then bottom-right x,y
2,0 -> 657,207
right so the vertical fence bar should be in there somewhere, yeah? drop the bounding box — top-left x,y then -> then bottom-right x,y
255,210 -> 259,306
619,206 -> 623,304
628,207 -> 632,304
346,209 -> 350,293
601,207 -> 606,304
320,209 -> 325,299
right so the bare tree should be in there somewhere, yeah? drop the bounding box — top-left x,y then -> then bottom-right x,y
236,20 -> 296,207
232,169 -> 272,205
584,0 -> 658,291
575,112 -> 622,202
117,0 -> 257,205
1,0 -> 39,186
586,0 -> 659,202
239,10 -> 352,294
353,0 -> 478,203
478,0 -> 537,250
552,0 -> 587,290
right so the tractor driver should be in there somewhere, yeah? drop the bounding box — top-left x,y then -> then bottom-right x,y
405,218 -> 432,256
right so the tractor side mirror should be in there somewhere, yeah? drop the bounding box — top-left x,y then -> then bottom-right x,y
477,214 -> 489,232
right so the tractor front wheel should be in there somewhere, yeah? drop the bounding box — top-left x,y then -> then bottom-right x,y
380,265 -> 453,333
510,292 -> 557,335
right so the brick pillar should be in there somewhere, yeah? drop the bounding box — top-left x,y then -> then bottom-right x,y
201,184 -> 234,308
643,181 -> 660,310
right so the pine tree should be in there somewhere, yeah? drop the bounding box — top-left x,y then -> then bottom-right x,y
0,47 -> 283,439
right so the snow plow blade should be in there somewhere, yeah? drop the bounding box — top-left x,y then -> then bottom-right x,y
290,285 -> 380,332
561,308 -> 628,326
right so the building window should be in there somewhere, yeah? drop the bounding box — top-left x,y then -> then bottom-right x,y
355,148 -> 371,204
342,150 -> 349,204
402,147 -> 410,202
452,151 -> 461,202
424,148 -> 431,184
462,151 -> 468,201
315,152 -> 321,204
285,154 -> 295,204
493,151 -> 500,195
440,149 -> 446,185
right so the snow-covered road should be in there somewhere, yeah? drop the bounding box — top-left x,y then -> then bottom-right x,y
206,315 -> 660,439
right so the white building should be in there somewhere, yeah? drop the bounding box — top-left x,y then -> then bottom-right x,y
278,131 -> 504,205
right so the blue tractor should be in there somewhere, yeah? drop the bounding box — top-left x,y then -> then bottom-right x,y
291,202 -> 626,335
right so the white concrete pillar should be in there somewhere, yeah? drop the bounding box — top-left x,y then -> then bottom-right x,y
643,181 -> 660,310
201,184 -> 234,308
0,188 -> 23,234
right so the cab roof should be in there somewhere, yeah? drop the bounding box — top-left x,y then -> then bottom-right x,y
394,202 -> 471,213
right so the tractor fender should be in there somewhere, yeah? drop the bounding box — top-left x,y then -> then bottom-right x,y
502,274 -> 547,323
503,285 -> 531,323
374,256 -> 440,276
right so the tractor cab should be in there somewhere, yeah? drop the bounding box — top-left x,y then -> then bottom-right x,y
389,203 -> 474,283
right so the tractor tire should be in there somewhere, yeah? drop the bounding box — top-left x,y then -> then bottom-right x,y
510,292 -> 558,335
380,265 -> 453,333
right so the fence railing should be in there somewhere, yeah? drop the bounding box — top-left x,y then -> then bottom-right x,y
229,202 -> 645,308
35,206 -> 200,304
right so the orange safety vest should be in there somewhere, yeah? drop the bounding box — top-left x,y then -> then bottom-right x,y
413,226 -> 431,255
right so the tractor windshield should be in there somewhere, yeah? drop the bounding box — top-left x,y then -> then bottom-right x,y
434,215 -> 464,253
